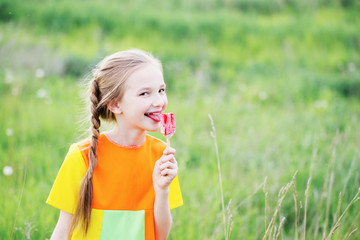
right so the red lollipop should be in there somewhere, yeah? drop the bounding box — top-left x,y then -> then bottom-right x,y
160,113 -> 175,147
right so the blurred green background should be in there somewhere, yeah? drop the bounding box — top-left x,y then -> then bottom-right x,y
1,0 -> 360,239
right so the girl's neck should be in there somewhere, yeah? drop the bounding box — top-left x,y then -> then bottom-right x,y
106,126 -> 146,147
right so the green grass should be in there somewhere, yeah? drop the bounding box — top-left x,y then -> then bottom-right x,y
1,1 -> 360,239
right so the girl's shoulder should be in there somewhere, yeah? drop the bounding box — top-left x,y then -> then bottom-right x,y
76,138 -> 91,151
146,134 -> 166,148
73,133 -> 107,152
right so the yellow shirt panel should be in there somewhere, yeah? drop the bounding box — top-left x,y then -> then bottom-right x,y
46,144 -> 87,214
72,209 -> 103,240
169,175 -> 184,209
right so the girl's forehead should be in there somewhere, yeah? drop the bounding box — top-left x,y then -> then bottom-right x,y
125,64 -> 164,89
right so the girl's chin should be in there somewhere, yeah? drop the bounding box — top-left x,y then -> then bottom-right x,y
146,123 -> 160,132
147,129 -> 158,132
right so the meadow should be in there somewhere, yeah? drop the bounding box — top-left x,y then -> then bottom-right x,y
0,0 -> 360,239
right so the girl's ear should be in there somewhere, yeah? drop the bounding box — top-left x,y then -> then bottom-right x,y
107,100 -> 122,115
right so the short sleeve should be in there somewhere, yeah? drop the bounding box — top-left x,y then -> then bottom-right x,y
46,144 -> 87,214
169,175 -> 183,209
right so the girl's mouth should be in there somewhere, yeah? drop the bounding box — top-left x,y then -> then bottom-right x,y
144,112 -> 161,122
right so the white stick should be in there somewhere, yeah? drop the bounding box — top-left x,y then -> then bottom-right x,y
166,137 -> 170,148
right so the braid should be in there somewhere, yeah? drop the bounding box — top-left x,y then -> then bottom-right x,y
89,79 -> 101,173
69,79 -> 101,238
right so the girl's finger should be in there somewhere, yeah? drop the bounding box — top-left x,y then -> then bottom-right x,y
161,154 -> 175,163
160,161 -> 178,171
165,156 -> 177,165
161,168 -> 177,177
163,147 -> 176,155
170,157 -> 177,165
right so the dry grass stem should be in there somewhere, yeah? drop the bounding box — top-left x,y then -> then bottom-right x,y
354,173 -> 359,193
208,114 -> 228,240
342,152 -> 357,195
263,171 -> 298,240
325,188 -> 360,240
303,177 -> 311,240
271,226 -> 277,240
323,172 -> 335,238
314,214 -> 320,239
264,176 -> 268,235
345,228 -> 358,240
344,211 -> 360,237
335,192 -> 342,238
10,157 -> 29,240
336,192 -> 342,223
275,217 -> 286,240
320,133 -> 339,233
292,180 -> 299,240
234,182 -> 264,210
226,199 -> 233,239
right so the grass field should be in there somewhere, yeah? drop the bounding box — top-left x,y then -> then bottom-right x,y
1,0 -> 360,239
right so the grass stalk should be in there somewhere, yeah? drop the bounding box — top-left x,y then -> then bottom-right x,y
323,172 -> 335,238
354,173 -> 359,193
234,182 -> 264,210
335,192 -> 342,239
342,152 -> 357,195
320,133 -> 339,233
325,188 -> 360,240
314,214 -> 320,239
292,180 -> 299,240
344,211 -> 360,238
263,171 -> 298,240
10,157 -> 28,240
272,226 -> 277,240
264,176 -> 268,235
275,217 -> 286,240
336,192 -> 342,221
303,177 -> 311,240
226,199 -> 233,239
345,228 -> 358,240
208,114 -> 228,240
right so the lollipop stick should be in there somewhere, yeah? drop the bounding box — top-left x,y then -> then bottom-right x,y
166,137 -> 171,148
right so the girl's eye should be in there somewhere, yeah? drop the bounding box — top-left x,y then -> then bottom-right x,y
159,88 -> 166,93
139,92 -> 148,96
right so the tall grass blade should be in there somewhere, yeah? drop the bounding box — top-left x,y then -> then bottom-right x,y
303,177 -> 311,240
325,188 -> 360,239
208,114 -> 228,240
10,157 -> 29,240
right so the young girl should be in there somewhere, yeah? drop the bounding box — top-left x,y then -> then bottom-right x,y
47,49 -> 183,240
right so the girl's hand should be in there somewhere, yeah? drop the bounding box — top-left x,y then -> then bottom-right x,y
153,147 -> 178,193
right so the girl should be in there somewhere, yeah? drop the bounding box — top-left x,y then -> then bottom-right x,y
47,49 -> 183,240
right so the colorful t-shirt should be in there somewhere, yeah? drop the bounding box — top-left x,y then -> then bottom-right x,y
47,134 -> 183,240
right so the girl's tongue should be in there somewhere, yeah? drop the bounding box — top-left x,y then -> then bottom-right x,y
145,112 -> 161,122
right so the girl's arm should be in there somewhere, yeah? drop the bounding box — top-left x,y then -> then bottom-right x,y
154,188 -> 172,240
50,210 -> 72,240
153,147 -> 178,240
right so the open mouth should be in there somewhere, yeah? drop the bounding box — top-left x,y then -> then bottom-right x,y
144,112 -> 161,122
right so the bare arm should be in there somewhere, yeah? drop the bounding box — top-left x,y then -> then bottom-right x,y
153,147 -> 178,240
50,210 -> 73,240
154,188 -> 172,240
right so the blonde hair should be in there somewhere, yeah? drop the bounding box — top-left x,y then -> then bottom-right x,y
69,49 -> 162,238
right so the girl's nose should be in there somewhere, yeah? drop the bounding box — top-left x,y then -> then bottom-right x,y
152,93 -> 166,107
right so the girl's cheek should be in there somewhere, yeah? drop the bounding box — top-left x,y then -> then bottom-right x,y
163,99 -> 168,109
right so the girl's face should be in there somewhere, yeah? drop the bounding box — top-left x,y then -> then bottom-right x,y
117,64 -> 168,133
